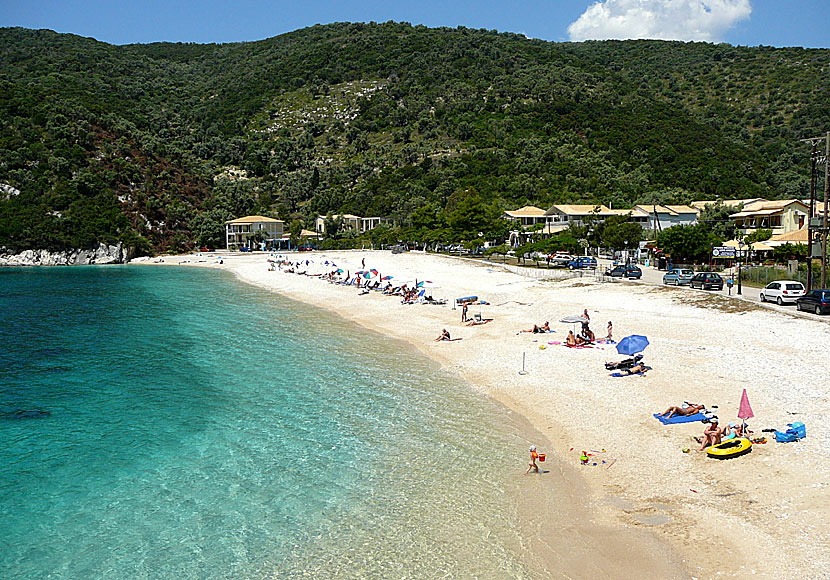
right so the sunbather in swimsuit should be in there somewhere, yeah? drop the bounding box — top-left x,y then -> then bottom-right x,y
613,362 -> 649,376
660,403 -> 703,418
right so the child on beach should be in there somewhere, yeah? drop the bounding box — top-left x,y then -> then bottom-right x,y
525,445 -> 541,474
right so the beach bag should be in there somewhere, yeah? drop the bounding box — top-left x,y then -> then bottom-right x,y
774,430 -> 798,443
788,422 -> 806,439
774,422 -> 805,443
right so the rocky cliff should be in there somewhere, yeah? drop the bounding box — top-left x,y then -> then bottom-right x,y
0,243 -> 130,266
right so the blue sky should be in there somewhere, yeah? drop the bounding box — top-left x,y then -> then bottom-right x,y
1,0 -> 827,47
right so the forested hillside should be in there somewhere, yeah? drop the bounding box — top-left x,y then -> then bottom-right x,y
1,22 -> 827,253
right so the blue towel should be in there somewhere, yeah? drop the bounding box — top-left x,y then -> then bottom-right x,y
653,412 -> 706,425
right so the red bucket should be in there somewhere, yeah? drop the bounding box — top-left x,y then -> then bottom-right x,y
538,453 -> 546,462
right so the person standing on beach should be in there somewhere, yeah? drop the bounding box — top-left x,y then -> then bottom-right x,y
583,309 -> 590,321
606,321 -> 613,341
361,258 -> 365,269
525,445 -> 540,474
462,303 -> 468,322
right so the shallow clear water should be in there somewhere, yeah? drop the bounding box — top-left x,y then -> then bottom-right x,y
0,266 -> 530,579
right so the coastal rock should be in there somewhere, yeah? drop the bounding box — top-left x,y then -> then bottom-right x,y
0,243 -> 129,266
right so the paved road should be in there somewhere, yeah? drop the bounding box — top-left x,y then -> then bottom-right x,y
597,260 -> 828,322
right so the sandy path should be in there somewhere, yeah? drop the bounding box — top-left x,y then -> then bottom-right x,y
136,250 -> 830,579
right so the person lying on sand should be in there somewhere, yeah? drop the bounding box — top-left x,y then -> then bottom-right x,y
519,321 -> 550,334
660,403 -> 704,418
435,329 -> 451,342
611,362 -> 649,376
694,418 -> 723,451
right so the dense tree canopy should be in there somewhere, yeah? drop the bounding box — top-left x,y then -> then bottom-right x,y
0,23 -> 827,253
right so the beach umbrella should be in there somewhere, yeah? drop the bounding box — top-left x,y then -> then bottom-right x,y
560,315 -> 588,324
381,275 -> 393,280
738,389 -> 754,420
364,269 -> 379,279
616,335 -> 649,356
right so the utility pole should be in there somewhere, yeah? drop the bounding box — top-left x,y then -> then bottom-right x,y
801,133 -> 829,290
824,131 -> 829,289
807,141 -> 818,292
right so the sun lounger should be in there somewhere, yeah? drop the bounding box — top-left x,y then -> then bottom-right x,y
653,412 -> 706,425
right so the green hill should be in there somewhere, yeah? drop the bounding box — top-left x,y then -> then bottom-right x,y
0,23 -> 827,253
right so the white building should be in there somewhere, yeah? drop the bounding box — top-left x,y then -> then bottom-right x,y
315,214 -> 390,235
225,215 -> 284,250
631,205 -> 698,230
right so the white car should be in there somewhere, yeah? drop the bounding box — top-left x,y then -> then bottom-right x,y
759,280 -> 805,305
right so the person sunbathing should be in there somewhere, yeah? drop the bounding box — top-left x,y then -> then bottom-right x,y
566,330 -> 579,346
695,418 -> 723,451
612,362 -> 649,376
724,422 -> 751,440
520,321 -> 550,334
435,329 -> 451,341
660,403 -> 704,419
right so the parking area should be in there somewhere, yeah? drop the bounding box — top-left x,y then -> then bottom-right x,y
596,259 -> 829,322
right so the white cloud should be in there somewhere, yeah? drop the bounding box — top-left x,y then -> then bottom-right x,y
567,0 -> 752,42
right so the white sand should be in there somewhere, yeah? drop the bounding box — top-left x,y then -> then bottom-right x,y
137,250 -> 830,578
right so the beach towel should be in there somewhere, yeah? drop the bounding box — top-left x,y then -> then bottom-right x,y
611,366 -> 652,377
653,412 -> 705,425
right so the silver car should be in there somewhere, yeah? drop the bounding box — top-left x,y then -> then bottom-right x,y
662,268 -> 694,286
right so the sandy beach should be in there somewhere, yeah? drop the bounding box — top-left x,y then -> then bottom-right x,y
136,250 -> 830,579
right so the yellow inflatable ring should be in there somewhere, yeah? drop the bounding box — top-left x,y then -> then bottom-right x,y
706,437 -> 752,459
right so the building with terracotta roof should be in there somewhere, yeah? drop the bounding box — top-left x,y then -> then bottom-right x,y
503,206 -> 548,227
729,199 -> 809,236
631,204 -> 698,230
766,227 -> 809,247
690,198 -> 767,212
225,215 -> 284,250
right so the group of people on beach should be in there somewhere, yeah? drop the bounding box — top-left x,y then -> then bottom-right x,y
657,402 -> 751,451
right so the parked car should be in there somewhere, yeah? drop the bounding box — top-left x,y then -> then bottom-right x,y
239,246 -> 252,252
199,246 -> 212,252
795,289 -> 830,315
662,268 -> 695,286
759,280 -> 805,305
689,272 -> 724,290
605,265 -> 642,279
567,256 -> 597,270
549,251 -> 574,266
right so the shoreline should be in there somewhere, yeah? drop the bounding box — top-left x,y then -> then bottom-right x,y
134,250 -> 829,578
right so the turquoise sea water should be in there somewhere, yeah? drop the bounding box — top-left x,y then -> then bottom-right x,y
0,266 -> 530,579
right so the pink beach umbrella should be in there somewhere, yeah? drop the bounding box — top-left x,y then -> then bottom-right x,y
738,388 -> 754,420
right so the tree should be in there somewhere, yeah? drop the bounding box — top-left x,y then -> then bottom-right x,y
448,192 -> 488,239
772,243 -> 807,263
323,213 -> 344,239
289,219 -> 303,247
656,224 -> 720,263
697,202 -> 739,241
744,229 -> 772,244
599,214 -> 643,252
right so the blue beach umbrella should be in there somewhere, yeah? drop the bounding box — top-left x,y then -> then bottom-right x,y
616,335 -> 649,356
